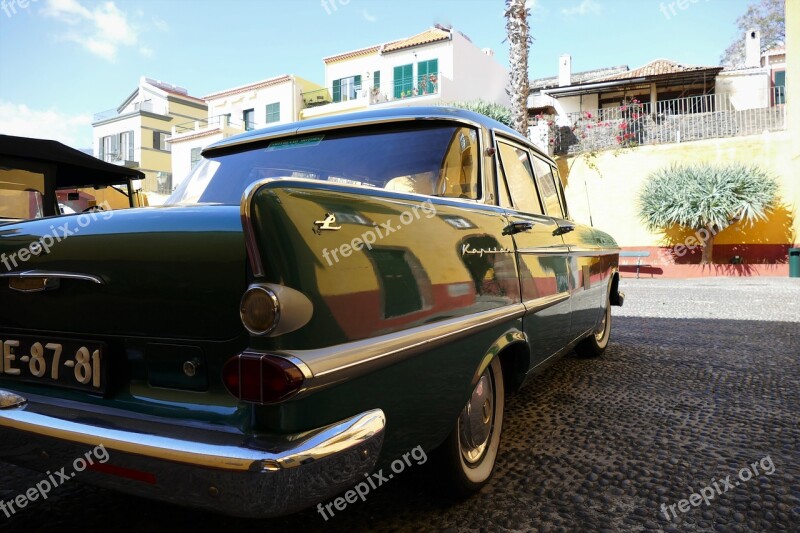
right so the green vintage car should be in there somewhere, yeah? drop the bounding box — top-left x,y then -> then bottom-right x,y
0,107 -> 623,518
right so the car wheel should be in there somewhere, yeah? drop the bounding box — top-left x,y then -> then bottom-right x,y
439,355 -> 504,496
575,294 -> 611,358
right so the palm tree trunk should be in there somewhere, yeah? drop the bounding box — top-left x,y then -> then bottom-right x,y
505,0 -> 530,136
701,233 -> 715,264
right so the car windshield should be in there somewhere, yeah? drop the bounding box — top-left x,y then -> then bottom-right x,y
166,123 -> 480,205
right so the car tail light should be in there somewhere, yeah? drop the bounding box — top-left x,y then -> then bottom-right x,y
222,353 -> 305,404
240,286 -> 280,336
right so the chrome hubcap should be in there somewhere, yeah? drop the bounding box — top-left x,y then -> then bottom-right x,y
459,371 -> 494,464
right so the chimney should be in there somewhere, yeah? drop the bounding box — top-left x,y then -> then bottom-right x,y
745,29 -> 761,68
482,48 -> 495,58
559,55 -> 571,87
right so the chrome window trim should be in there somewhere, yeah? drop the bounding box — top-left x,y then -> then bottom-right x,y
493,134 -> 548,216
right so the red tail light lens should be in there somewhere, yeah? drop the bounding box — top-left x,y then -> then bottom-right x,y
222,353 -> 305,404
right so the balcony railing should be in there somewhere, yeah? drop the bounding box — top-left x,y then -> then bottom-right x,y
172,114 -> 243,135
93,100 -> 168,123
534,87 -> 786,155
300,72 -> 441,111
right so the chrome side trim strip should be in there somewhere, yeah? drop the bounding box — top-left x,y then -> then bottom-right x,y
0,394 -> 385,472
275,303 -> 526,392
521,292 -> 570,315
516,246 -> 571,255
0,270 -> 103,284
568,246 -> 621,256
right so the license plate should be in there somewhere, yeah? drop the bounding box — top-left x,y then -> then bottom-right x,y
0,335 -> 106,393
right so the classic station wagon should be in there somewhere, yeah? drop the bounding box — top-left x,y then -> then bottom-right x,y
0,107 -> 623,517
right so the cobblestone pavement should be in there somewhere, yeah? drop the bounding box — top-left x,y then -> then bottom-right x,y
2,278 -> 798,532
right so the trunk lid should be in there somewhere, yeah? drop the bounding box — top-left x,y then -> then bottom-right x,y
0,205 -> 247,340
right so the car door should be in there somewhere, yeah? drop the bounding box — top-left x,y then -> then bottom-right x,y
529,155 -> 604,341
495,138 -> 572,368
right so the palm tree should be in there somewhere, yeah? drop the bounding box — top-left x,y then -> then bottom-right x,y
638,163 -> 779,264
505,0 -> 530,136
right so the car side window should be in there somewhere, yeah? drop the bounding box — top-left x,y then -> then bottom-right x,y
531,155 -> 565,219
497,141 -> 543,215
550,164 -> 569,219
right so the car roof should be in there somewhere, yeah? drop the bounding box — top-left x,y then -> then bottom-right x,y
204,106 -> 544,159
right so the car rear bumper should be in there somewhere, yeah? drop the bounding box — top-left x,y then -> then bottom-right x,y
0,389 -> 385,517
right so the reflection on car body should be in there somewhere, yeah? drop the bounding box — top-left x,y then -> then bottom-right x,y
0,108 -> 623,518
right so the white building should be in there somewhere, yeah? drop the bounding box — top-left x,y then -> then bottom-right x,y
92,76 -> 207,193
299,26 -> 509,120
167,75 -> 322,188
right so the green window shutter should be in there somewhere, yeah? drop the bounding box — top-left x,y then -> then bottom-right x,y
394,64 -> 413,98
417,59 -> 438,94
354,75 -> 362,93
266,102 -> 280,123
374,71 -> 380,89
775,71 -> 786,104
393,66 -> 403,99
332,79 -> 341,103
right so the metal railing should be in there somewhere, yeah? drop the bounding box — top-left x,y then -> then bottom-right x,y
93,100 -> 168,123
173,114 -> 243,134
535,87 -> 786,155
301,87 -> 334,108
300,72 -> 441,110
389,72 -> 439,100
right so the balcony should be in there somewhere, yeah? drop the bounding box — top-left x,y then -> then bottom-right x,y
93,100 -> 168,123
533,86 -> 787,156
169,115 -> 244,140
99,152 -> 138,168
300,72 -> 443,120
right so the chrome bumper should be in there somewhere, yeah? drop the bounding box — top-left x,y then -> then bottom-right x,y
0,389 -> 385,517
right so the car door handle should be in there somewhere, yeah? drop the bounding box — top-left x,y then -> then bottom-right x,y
503,221 -> 535,235
553,224 -> 575,236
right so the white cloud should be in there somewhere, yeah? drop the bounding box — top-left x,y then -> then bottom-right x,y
561,0 -> 601,16
361,9 -> 377,23
152,16 -> 169,32
139,46 -> 154,58
0,101 -> 92,149
41,0 -> 138,62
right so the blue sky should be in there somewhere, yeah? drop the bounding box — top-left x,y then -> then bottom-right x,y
0,0 -> 752,148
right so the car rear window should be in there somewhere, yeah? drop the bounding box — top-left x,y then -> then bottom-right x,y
166,123 -> 480,205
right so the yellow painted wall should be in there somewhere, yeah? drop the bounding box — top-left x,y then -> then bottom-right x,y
786,0 -> 800,247
561,131 -> 797,249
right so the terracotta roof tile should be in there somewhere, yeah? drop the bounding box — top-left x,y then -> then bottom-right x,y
382,28 -> 451,53
323,44 -> 384,64
593,59 -> 721,81
323,27 -> 451,64
204,75 -> 292,100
